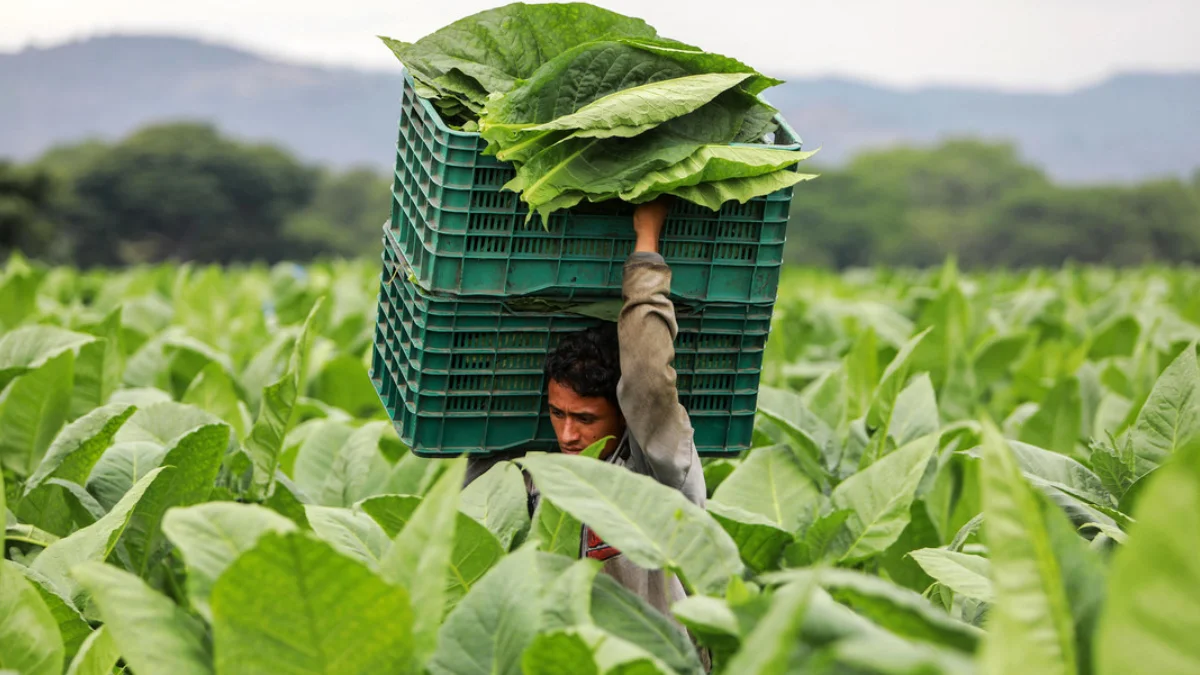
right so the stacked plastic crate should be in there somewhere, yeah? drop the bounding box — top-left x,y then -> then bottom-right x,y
370,71 -> 804,457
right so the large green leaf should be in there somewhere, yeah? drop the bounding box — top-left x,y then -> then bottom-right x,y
766,568 -> 982,653
782,508 -> 853,567
649,169 -> 816,211
671,595 -> 741,656
711,445 -> 821,532
754,385 -> 836,484
707,502 -> 793,572
825,637 -> 978,675
973,333 -> 1029,391
245,300 -> 320,500
24,403 -> 136,491
307,353 -> 381,419
967,440 -> 1113,508
589,574 -> 705,674
460,460 -> 532,550
20,568 -> 92,666
358,494 -> 421,537
317,421 -> 389,507
113,401 -> 223,446
1125,343 -> 1199,477
17,403 -> 136,536
0,560 -> 64,675
379,458 -> 466,666
887,373 -> 941,449
71,308 -> 123,419
289,419 -> 355,497
1089,314 -> 1141,359
531,494 -> 583,558
507,88 -> 761,216
483,39 -> 773,145
85,441 -> 168,510
1090,433 -> 1137,500
0,350 -> 73,476
520,631 -> 601,675
0,324 -> 94,391
1019,376 -> 1083,457
64,626 -> 119,675
519,453 -> 743,595
161,502 -> 297,621
879,501 -> 943,593
978,421 -> 1077,675
429,548 -> 571,675
1041,481 -> 1108,675
121,423 -> 229,575
1096,437 -> 1200,675
866,328 -> 932,431
31,467 -> 166,605
382,448 -> 444,496
444,514 -> 506,611
521,625 -> 674,675
0,256 -> 40,332
305,505 -> 389,569
845,328 -> 881,424
484,67 -> 753,157
723,581 -> 814,675
828,434 -> 939,563
210,531 -> 415,675
182,362 -> 248,440
380,4 -> 657,96
909,549 -> 993,602
795,587 -> 976,671
540,559 -> 604,630
72,562 -> 213,675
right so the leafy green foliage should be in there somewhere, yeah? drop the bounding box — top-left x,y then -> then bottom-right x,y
381,5 -> 811,218
211,532 -> 415,674
1096,437 -> 1200,674
3,250 -> 1200,674
72,562 -> 213,675
0,560 -> 63,675
979,421 -> 1078,675
519,452 -> 743,595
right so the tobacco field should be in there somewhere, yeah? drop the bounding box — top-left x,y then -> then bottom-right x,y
2,254 -> 1199,674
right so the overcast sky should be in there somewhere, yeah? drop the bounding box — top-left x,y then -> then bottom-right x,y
5,0 -> 1199,91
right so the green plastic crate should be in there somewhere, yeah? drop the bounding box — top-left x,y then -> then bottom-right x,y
369,242 -> 771,457
388,69 -> 803,303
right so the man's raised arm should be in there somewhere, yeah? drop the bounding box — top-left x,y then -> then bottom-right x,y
616,200 -> 704,502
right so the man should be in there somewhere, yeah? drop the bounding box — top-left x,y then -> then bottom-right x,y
465,198 -> 705,616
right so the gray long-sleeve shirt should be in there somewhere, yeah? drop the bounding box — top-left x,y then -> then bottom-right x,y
465,250 -> 705,615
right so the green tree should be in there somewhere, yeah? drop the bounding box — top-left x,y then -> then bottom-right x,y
0,161 -> 60,260
281,167 -> 392,258
785,139 -> 1200,269
64,123 -> 318,265
1128,180 -> 1200,263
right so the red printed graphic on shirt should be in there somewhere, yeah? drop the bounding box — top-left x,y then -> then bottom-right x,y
584,526 -> 621,562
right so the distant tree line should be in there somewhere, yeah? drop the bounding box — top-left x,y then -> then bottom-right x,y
786,140 -> 1200,268
2,123 -> 1198,268
1,123 -> 391,266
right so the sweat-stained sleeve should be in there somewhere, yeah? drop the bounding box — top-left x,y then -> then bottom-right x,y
616,251 -> 704,504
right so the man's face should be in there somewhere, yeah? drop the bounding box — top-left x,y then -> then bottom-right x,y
548,379 -> 626,459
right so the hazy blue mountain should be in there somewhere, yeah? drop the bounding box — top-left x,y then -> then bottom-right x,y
4,35 -> 1198,183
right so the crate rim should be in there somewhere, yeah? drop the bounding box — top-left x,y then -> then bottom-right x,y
400,68 -> 805,152
380,225 -> 778,321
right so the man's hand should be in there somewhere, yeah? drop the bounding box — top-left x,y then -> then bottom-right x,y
633,198 -> 670,254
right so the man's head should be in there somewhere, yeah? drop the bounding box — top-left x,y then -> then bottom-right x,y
544,324 -> 625,458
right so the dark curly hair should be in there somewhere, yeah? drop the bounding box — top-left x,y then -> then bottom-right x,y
544,323 -> 621,406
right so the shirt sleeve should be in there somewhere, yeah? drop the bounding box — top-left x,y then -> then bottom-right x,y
616,251 -> 702,495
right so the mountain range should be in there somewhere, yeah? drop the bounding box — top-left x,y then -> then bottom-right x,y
4,35 -> 1198,183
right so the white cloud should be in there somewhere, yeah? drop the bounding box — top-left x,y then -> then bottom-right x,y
4,0 -> 1199,90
